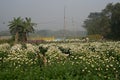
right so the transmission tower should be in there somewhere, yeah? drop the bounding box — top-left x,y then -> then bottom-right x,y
63,6 -> 66,39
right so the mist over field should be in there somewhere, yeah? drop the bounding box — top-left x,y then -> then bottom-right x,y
0,0 -> 120,32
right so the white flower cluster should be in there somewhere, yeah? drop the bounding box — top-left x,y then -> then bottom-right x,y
11,44 -> 22,51
0,43 -> 10,51
0,41 -> 120,73
1,43 -> 38,68
26,43 -> 39,53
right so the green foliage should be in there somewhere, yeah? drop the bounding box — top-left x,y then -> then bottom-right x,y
0,51 -> 8,69
108,3 -> 120,40
0,51 -> 8,58
39,46 -> 48,55
83,3 -> 120,40
0,51 -> 8,64
83,12 -> 102,35
8,17 -> 36,43
27,52 -> 36,60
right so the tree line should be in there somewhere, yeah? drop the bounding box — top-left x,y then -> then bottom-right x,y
83,3 -> 120,40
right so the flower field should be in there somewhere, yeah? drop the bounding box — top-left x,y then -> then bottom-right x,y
0,41 -> 120,80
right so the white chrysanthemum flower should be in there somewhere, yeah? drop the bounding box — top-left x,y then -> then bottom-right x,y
26,43 -> 39,53
0,43 -> 10,51
11,44 -> 22,51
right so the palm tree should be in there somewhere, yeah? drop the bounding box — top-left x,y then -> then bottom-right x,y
8,17 -> 23,43
22,17 -> 36,42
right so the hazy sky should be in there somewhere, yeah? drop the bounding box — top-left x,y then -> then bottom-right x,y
0,0 -> 120,31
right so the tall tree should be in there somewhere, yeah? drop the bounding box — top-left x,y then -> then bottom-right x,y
8,17 -> 23,43
83,12 -> 102,35
110,3 -> 120,40
83,3 -> 120,40
101,3 -> 120,40
22,17 -> 36,42
8,17 -> 36,42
